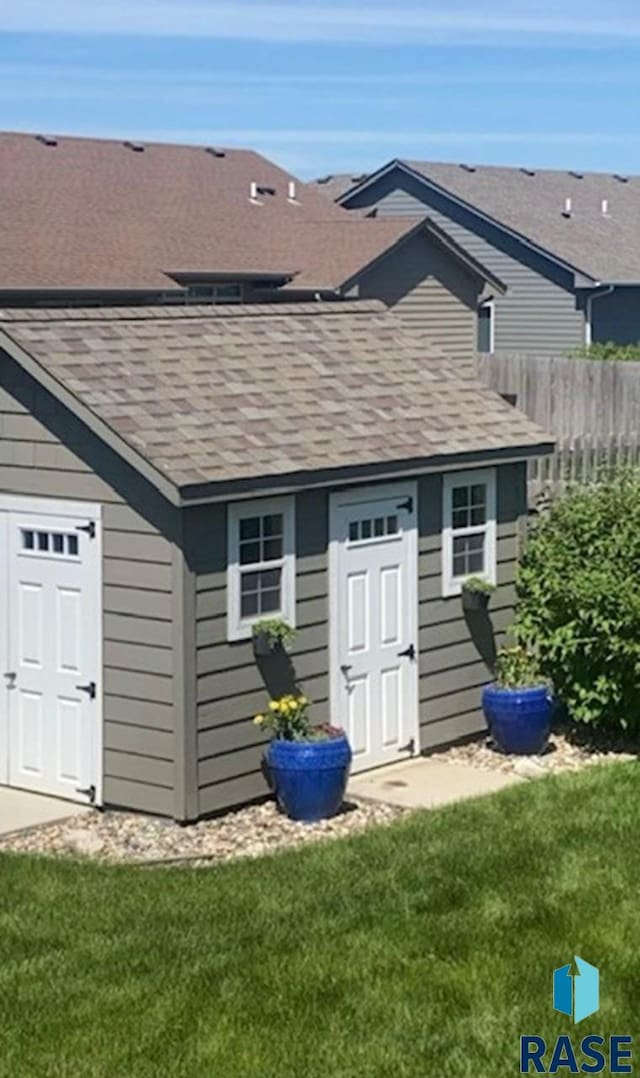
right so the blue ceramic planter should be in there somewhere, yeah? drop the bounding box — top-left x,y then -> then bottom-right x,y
482,684 -> 553,755
267,734 -> 352,822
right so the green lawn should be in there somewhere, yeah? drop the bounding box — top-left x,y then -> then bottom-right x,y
2,765 -> 639,1078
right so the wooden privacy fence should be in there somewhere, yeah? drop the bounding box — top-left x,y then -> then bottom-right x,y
478,352 -> 640,438
527,431 -> 640,504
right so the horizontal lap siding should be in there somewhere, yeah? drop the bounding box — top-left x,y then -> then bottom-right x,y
347,177 -> 585,353
0,374 -> 177,817
355,230 -> 479,362
417,465 -> 525,749
191,490 -> 329,816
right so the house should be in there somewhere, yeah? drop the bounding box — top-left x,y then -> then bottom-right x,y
0,132 -> 503,364
315,160 -> 640,353
0,301 -> 552,820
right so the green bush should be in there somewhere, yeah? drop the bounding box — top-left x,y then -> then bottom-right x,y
568,340 -> 640,362
515,471 -> 640,732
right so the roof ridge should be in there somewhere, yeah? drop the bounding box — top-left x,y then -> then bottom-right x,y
0,300 -> 386,324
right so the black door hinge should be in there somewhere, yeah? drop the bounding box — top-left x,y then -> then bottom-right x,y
397,496 -> 413,513
398,738 -> 416,755
397,643 -> 416,661
75,784 -> 96,803
76,521 -> 96,539
76,680 -> 97,699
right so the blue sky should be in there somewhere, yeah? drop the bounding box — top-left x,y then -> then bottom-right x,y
1,1 -> 640,178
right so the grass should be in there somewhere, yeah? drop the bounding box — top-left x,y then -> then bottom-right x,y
2,764 -> 640,1077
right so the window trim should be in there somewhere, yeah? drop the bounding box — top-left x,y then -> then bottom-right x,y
227,495 -> 296,641
478,299 -> 495,354
442,468 -> 497,597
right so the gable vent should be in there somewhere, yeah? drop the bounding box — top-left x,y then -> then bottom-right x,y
205,147 -> 226,158
35,134 -> 58,147
123,140 -> 145,153
520,168 -> 536,176
460,163 -> 476,172
614,173 -> 629,183
569,170 -> 584,179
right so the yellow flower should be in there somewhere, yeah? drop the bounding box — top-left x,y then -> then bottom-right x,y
253,714 -> 263,725
269,700 -> 278,712
299,695 -> 308,706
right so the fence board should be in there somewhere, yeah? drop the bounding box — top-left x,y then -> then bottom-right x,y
526,431 -> 640,505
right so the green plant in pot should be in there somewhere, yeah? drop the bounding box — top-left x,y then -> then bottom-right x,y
461,575 -> 496,612
254,695 -> 352,821
251,617 -> 295,657
482,644 -> 553,754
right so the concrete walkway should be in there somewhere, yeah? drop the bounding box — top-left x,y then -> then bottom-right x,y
0,787 -> 90,837
348,757 -> 522,810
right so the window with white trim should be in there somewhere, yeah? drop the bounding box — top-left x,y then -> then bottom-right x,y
477,300 -> 495,354
227,496 -> 295,640
442,469 -> 497,596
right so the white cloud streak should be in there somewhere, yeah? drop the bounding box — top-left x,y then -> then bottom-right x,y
2,1 -> 640,44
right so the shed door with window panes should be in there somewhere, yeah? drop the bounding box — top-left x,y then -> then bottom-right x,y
238,512 -> 285,619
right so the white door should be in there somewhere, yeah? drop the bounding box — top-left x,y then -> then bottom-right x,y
330,482 -> 419,773
0,500 -> 102,804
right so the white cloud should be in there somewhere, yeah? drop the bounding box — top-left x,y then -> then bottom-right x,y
2,1 -> 640,44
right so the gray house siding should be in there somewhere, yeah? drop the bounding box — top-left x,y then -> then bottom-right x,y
591,287 -> 640,345
353,230 -> 481,362
0,357 -> 182,817
189,463 -> 525,816
345,173 -> 586,353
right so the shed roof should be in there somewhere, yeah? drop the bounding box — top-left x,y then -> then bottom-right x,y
0,302 -> 552,500
315,160 -> 640,285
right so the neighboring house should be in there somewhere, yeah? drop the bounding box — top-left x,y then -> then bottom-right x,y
316,160 -> 640,352
0,301 -> 552,820
0,132 -> 502,364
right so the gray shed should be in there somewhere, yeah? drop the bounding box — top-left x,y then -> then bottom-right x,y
0,301 -> 552,820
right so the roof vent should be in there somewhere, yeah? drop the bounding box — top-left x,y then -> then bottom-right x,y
562,197 -> 573,218
249,181 -> 261,203
35,134 -> 58,147
601,198 -> 609,216
569,170 -> 584,179
287,181 -> 298,202
205,147 -> 226,158
460,163 -> 476,172
614,173 -> 629,183
351,173 -> 368,183
123,140 -> 145,153
520,168 -> 536,176
316,175 -> 333,184
256,185 -> 276,197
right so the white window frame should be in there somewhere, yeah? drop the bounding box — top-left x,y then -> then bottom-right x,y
478,299 -> 495,354
227,495 -> 296,641
442,468 -> 497,597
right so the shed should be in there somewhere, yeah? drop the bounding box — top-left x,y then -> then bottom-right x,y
0,301 -> 553,820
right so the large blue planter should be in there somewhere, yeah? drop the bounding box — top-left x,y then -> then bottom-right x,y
267,734 -> 352,822
482,684 -> 553,755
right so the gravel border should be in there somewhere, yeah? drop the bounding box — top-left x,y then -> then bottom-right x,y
0,797 -> 407,866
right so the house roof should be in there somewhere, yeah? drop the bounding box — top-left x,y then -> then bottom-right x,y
315,160 -> 640,285
0,131 -> 488,298
0,301 -> 552,502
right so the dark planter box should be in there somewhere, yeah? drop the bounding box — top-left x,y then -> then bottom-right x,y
252,631 -> 283,658
462,588 -> 491,613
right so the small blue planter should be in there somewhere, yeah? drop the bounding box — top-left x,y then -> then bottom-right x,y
267,734 -> 352,822
482,684 -> 553,755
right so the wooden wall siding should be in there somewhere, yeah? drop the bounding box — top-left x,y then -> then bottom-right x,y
345,173 -> 586,353
477,351 -> 640,438
354,230 -> 480,362
416,464 -> 525,748
189,489 -> 329,817
0,364 -> 181,817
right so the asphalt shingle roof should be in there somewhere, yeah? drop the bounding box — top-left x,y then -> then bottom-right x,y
0,302 -> 552,494
314,161 -> 640,284
0,131 -> 425,294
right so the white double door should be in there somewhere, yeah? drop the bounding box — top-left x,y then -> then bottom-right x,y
0,499 -> 101,803
331,482 -> 419,773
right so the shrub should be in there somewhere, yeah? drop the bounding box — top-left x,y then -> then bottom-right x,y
494,645 -> 546,690
568,341 -> 640,362
515,471 -> 640,732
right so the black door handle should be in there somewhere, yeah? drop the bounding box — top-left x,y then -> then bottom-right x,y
76,681 -> 97,699
397,644 -> 416,661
